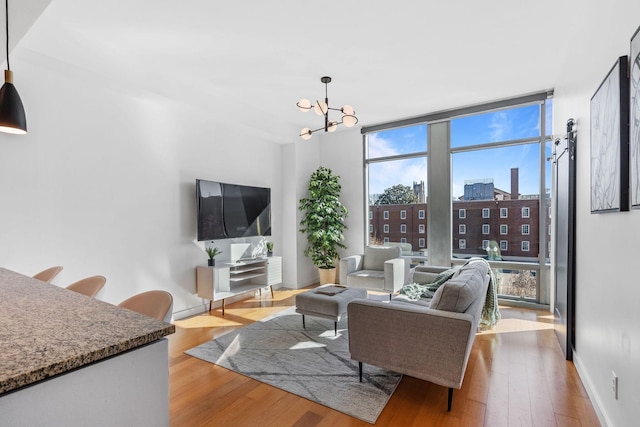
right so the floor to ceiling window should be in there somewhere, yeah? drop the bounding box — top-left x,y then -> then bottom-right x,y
363,93 -> 553,304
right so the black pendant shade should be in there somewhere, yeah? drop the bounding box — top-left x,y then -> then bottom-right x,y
0,0 -> 26,135
0,69 -> 26,134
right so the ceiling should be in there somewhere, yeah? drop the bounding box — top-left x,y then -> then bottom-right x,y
12,0 -> 640,144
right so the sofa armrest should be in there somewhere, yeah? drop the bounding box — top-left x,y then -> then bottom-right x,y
347,299 -> 476,389
339,255 -> 363,285
383,257 -> 407,292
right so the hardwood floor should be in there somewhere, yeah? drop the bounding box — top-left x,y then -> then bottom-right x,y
168,288 -> 600,426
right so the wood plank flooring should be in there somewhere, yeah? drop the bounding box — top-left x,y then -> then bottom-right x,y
168,287 -> 600,426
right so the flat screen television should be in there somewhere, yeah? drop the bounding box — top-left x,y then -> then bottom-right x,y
196,179 -> 271,241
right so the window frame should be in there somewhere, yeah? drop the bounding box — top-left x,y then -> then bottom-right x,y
459,239 -> 466,249
522,224 -> 530,235
522,240 -> 530,251
500,224 -> 508,235
482,224 -> 490,235
500,207 -> 508,218
459,209 -> 466,219
482,208 -> 490,218
500,240 -> 508,251
522,207 -> 530,218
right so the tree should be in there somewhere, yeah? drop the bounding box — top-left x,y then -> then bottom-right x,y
299,166 -> 348,269
374,184 -> 418,205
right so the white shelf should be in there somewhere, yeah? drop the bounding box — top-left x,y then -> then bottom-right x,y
196,257 -> 282,314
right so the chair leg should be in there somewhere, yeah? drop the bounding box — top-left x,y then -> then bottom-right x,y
359,362 -> 363,382
448,388 -> 453,411
334,321 -> 337,336
269,285 -> 274,298
302,315 -> 305,329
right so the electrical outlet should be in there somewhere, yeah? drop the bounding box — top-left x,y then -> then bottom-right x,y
611,371 -> 618,400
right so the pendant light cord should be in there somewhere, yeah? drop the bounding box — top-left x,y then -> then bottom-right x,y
5,0 -> 9,71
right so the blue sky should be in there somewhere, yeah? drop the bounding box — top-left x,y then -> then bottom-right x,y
368,101 -> 553,198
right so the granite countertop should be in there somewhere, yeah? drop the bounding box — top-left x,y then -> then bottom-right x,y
0,268 -> 175,396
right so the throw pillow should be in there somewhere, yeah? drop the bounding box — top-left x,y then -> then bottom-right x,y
429,266 -> 483,313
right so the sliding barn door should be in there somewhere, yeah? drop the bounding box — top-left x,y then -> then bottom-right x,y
553,119 -> 576,360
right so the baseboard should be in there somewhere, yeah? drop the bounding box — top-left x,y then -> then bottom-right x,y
172,304 -> 208,320
172,285 -> 285,320
573,350 -> 611,427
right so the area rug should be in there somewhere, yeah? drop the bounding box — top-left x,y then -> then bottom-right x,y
185,307 -> 402,424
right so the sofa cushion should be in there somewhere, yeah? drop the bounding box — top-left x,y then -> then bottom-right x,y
429,263 -> 486,313
347,270 -> 385,290
362,246 -> 401,271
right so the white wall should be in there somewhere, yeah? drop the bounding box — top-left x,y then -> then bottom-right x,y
0,49 -> 283,318
552,24 -> 640,427
319,128 -> 366,258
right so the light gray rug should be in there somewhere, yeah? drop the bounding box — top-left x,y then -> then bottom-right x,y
185,307 -> 401,424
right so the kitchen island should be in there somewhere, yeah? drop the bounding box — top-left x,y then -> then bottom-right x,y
0,268 -> 175,426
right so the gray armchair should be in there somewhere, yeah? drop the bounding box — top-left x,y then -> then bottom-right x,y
339,246 -> 408,293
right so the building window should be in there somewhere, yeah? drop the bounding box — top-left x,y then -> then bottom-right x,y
459,239 -> 466,249
459,224 -> 466,234
419,238 -> 425,247
418,209 -> 425,219
369,224 -> 373,233
500,224 -> 508,235
522,240 -> 530,251
482,240 -> 490,250
383,237 -> 389,244
500,207 -> 508,218
400,210 -> 406,219
482,208 -> 490,218
419,224 -> 425,233
522,207 -> 530,218
482,224 -> 490,235
400,237 -> 407,244
522,224 -> 530,235
383,210 -> 389,220
383,224 -> 389,233
400,224 -> 407,233
500,240 -> 508,251
459,209 -> 466,219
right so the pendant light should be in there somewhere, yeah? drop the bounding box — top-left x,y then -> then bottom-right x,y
0,0 -> 26,134
297,76 -> 357,140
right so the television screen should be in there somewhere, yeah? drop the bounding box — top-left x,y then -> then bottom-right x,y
196,179 -> 271,241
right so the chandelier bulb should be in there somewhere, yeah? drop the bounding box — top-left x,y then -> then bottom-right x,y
297,98 -> 312,112
328,121 -> 338,132
300,128 -> 312,140
342,114 -> 358,128
314,100 -> 328,116
342,105 -> 355,116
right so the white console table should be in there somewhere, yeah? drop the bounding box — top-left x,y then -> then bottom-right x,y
196,256 -> 282,315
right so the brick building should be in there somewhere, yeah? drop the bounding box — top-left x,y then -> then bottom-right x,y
369,168 -> 551,261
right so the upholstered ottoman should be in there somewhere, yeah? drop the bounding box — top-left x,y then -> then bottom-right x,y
295,285 -> 368,335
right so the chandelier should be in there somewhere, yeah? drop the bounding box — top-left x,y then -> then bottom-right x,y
296,76 -> 357,140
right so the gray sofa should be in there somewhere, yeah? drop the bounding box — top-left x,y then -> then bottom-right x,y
347,258 -> 490,411
339,245 -> 408,293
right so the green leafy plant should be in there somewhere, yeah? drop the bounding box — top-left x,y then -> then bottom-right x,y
266,241 -> 274,252
205,245 -> 222,259
299,166 -> 348,269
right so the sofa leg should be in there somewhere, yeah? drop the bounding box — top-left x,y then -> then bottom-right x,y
448,388 -> 453,411
359,362 -> 363,382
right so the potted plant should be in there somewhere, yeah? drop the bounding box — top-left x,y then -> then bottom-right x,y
266,241 -> 274,257
299,166 -> 348,284
205,243 -> 222,267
